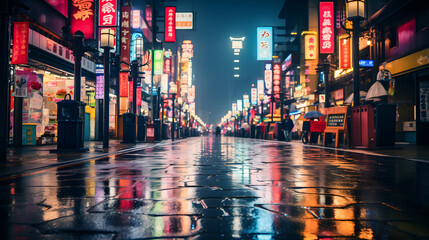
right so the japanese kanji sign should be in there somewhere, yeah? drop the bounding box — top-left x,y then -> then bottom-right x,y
11,22 -> 29,65
99,0 -> 117,27
165,7 -> 176,42
128,80 -> 133,102
339,38 -> 351,69
137,87 -> 142,106
164,57 -> 171,74
175,12 -> 193,30
154,50 -> 163,75
273,63 -> 281,98
251,88 -> 257,105
319,2 -> 335,54
120,6 -> 131,70
95,65 -> 104,99
71,0 -> 95,39
257,27 -> 273,61
119,72 -> 128,97
304,34 -> 317,60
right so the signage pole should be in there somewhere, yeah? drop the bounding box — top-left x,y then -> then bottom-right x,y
0,0 -> 11,159
72,31 -> 84,102
103,48 -> 111,149
352,21 -> 360,107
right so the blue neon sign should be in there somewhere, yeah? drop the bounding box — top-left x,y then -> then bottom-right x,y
359,60 -> 374,68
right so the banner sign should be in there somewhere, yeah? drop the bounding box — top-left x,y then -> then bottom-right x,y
188,85 -> 195,103
264,70 -> 272,94
99,0 -> 117,27
120,6 -> 131,70
237,100 -> 243,111
11,22 -> 29,65
273,63 -> 281,98
232,103 -> 237,116
320,2 -> 335,54
339,38 -> 351,69
95,65 -> 104,99
71,0 -> 94,39
176,12 -> 193,30
137,87 -> 142,106
154,50 -> 163,75
165,7 -> 176,42
257,27 -> 273,61
131,10 -> 141,29
243,95 -> 249,109
128,81 -> 133,102
119,72 -> 128,97
164,57 -> 171,73
304,34 -> 317,60
251,88 -> 257,105
257,79 -> 265,100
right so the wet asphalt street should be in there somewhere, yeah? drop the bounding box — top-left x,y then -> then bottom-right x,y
1,136 -> 429,239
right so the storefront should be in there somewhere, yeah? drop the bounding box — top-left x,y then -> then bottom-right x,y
10,29 -> 101,145
385,47 -> 429,145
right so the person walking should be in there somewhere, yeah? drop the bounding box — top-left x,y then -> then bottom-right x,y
283,115 -> 294,142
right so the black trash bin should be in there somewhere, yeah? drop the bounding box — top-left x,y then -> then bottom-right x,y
123,112 -> 137,143
375,104 -> 396,147
154,119 -> 161,141
137,115 -> 146,142
162,123 -> 168,140
57,95 -> 85,150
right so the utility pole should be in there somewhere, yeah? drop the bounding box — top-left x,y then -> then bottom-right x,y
130,60 -> 138,114
0,0 -> 11,159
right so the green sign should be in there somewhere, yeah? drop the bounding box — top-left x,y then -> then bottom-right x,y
154,50 -> 163,75
295,84 -> 302,91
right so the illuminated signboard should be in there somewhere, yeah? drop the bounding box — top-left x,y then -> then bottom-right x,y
95,65 -> 104,99
359,60 -> 374,68
339,38 -> 351,69
11,22 -> 29,64
164,58 -> 171,73
243,95 -> 249,108
273,63 -> 281,98
119,72 -> 128,97
304,34 -> 317,60
319,2 -> 335,54
257,27 -> 273,61
232,103 -> 237,115
154,50 -> 164,75
120,6 -> 131,70
165,7 -> 176,42
188,85 -> 195,103
99,0 -> 117,27
71,0 -> 94,39
176,12 -> 193,30
264,70 -> 272,94
131,10 -> 141,29
257,79 -> 265,100
251,88 -> 257,105
188,58 -> 193,87
137,87 -> 142,106
237,100 -> 243,111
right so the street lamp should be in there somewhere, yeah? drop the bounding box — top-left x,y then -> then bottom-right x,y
100,28 -> 115,149
170,82 -> 177,141
346,0 -> 366,106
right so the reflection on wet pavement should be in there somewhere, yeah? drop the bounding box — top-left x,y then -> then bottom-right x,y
1,136 -> 429,239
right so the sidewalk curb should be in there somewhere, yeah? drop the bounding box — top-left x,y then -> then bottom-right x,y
243,137 -> 429,163
1,138 -> 192,182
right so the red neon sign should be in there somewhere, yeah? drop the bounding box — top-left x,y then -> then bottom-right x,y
339,38 -> 351,69
165,7 -> 176,42
99,0 -> 117,27
319,2 -> 335,54
164,58 -> 171,73
273,63 -> 281,98
11,22 -> 29,65
137,87 -> 142,106
71,0 -> 94,39
119,72 -> 128,97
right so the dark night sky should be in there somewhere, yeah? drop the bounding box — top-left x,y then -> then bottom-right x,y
139,0 -> 285,124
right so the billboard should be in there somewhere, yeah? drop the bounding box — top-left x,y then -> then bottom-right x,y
165,7 -> 176,42
257,27 -> 273,61
304,34 -> 317,60
257,79 -> 265,100
339,38 -> 351,69
251,88 -> 257,105
176,12 -> 193,30
120,6 -> 131,70
99,0 -> 117,27
320,2 -> 335,54
71,0 -> 94,39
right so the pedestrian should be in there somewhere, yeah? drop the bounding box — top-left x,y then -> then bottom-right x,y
215,126 -> 221,137
283,115 -> 294,142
